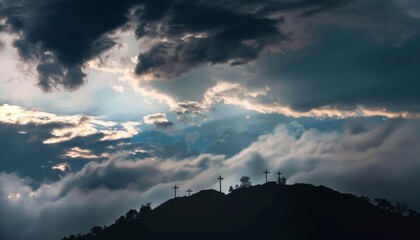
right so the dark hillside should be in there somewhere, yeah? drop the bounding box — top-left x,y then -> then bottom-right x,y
63,183 -> 420,240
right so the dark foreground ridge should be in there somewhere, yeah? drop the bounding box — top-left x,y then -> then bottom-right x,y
63,183 -> 420,240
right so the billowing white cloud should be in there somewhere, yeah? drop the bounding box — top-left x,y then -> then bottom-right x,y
223,119 -> 420,208
0,152 -> 225,240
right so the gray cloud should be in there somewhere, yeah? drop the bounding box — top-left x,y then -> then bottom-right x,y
134,0 -> 354,79
130,0 -> 420,116
0,152 -> 225,240
225,119 -> 420,210
143,113 -> 174,129
171,101 -> 208,124
1,0 -> 330,90
206,131 -> 258,157
255,27 -> 420,113
0,172 -> 146,240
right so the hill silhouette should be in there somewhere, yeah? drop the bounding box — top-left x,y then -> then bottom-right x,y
63,183 -> 420,240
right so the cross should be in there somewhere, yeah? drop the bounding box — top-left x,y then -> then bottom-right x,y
186,188 -> 193,196
218,175 -> 223,192
276,171 -> 282,179
172,185 -> 179,198
263,170 -> 270,183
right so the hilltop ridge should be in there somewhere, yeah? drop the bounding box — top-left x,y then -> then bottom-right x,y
63,183 -> 420,240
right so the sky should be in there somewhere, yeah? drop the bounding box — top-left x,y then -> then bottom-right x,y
1,0 -> 420,239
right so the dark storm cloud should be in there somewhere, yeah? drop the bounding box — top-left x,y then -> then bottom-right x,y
133,0 -> 357,79
1,0 -> 342,90
0,0 -> 138,90
252,0 -> 352,16
257,28 -> 420,112
1,0 -> 418,102
125,0 -> 420,116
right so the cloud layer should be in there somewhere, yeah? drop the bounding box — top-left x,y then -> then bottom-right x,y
2,119 -> 420,240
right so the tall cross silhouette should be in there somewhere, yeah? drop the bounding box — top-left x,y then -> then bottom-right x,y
172,185 -> 179,198
218,175 -> 223,192
186,188 -> 193,196
263,170 -> 270,183
276,171 -> 282,179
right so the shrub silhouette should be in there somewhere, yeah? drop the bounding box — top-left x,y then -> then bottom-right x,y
139,202 -> 152,217
359,196 -> 371,203
395,202 -> 409,216
125,209 -> 138,221
373,198 -> 420,216
374,198 -> 395,213
90,226 -> 102,235
115,215 -> 125,224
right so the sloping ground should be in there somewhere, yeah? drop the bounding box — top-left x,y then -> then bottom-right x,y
63,183 -> 420,240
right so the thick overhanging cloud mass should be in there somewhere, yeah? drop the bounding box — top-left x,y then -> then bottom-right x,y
0,0 -> 138,91
0,0 -> 418,115
1,0 -> 420,239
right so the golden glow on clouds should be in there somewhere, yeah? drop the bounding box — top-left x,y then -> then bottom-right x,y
100,121 -> 141,141
52,163 -> 71,172
87,53 -> 420,120
61,147 -> 109,159
203,81 -> 420,119
86,40 -> 420,121
0,104 -> 142,144
7,192 -> 21,200
143,113 -> 170,125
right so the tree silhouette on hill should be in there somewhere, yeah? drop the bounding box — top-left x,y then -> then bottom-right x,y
276,171 -> 286,185
374,198 -> 420,217
90,226 -> 102,236
239,175 -> 252,188
139,202 -> 152,217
